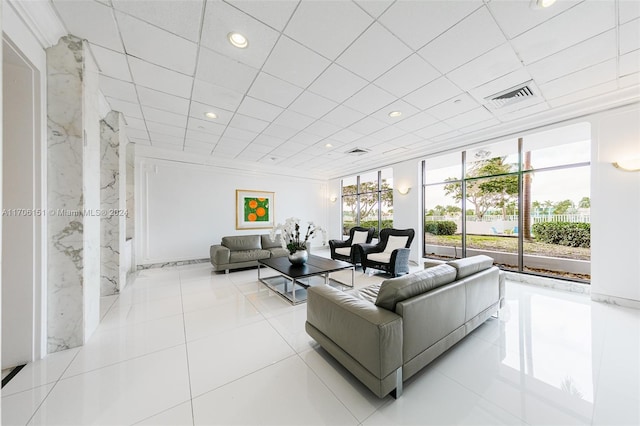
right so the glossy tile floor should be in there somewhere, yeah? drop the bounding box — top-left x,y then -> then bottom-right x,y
2,256 -> 639,425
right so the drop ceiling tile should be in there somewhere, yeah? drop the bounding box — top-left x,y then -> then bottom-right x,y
262,37 -> 330,88
373,54 -> 440,98
223,127 -> 258,142
547,80 -> 618,108
487,0 -> 582,39
106,97 -> 143,119
308,64 -> 368,103
252,134 -> 282,147
510,1 -> 615,64
90,44 -> 131,81
413,121 -> 455,139
272,110 -> 315,131
149,132 -> 184,145
197,48 -> 259,94
446,43 -> 523,90
443,106 -> 494,129
128,137 -> 151,145
527,30 -> 616,85
288,92 -> 338,119
321,105 -> 366,128
128,57 -> 193,98
262,123 -> 299,139
285,1 -> 372,60
304,120 -> 342,138
236,97 -> 283,122
200,0 -> 280,69
228,114 -> 270,133
217,136 -> 250,149
142,106 -> 188,128
432,130 -> 462,142
226,0 -> 298,31
620,18 -> 640,54
146,121 -> 185,138
116,12 -> 197,75
387,133 -> 422,146
270,143 -> 303,156
369,125 -> 407,142
540,59 -> 617,100
336,23 -> 412,82
343,84 -> 396,115
403,77 -> 462,110
99,75 -> 138,103
496,102 -> 551,122
287,132 -> 323,146
248,72 -> 304,108
370,99 -> 420,124
236,150 -> 265,161
619,72 -> 640,88
619,0 -> 640,24
191,79 -> 244,112
418,7 -> 506,75
137,86 -> 190,116
125,128 -> 150,141
620,49 -> 640,77
151,141 -> 183,151
393,111 -> 439,133
123,117 -> 146,130
248,143 -> 275,154
112,0 -> 204,41
347,116 -> 387,135
427,93 -> 480,121
379,0 -> 481,50
354,0 -> 394,18
187,117 -> 226,135
188,101 -> 234,125
185,129 -> 220,144
53,0 -> 123,52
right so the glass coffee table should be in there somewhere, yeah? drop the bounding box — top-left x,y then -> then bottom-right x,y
258,255 -> 355,305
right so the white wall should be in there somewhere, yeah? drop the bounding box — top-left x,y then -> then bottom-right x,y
591,104 -> 640,306
392,160 -> 422,264
136,156 -> 329,265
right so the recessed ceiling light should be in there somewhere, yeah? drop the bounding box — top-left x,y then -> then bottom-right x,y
228,32 -> 248,49
388,111 -> 402,118
325,143 -> 333,148
204,112 -> 217,119
531,0 -> 556,9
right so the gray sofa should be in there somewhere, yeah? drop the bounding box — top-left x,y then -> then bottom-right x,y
210,234 -> 288,273
305,255 -> 505,398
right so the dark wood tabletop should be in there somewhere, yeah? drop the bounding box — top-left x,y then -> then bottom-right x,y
259,255 -> 353,279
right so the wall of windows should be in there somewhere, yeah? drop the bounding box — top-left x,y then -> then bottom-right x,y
341,168 -> 393,238
423,123 -> 591,282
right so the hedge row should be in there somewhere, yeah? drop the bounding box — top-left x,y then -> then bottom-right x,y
343,220 -> 393,238
532,222 -> 590,248
424,220 -> 457,236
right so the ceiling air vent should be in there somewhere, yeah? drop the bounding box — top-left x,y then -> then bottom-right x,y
485,82 -> 536,109
345,147 -> 370,156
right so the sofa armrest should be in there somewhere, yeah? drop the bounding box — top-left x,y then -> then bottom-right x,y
210,245 -> 230,266
307,285 -> 403,379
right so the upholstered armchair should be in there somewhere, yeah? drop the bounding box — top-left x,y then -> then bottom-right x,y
358,228 -> 415,277
329,227 -> 375,264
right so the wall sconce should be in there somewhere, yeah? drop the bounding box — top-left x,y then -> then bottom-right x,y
397,186 -> 411,195
329,195 -> 338,203
613,158 -> 640,172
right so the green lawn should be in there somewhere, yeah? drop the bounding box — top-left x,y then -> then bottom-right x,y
425,234 -> 590,261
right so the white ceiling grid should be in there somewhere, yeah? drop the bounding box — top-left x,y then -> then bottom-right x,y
47,0 -> 640,178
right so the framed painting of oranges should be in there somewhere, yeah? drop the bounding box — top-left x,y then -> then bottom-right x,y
235,189 -> 274,230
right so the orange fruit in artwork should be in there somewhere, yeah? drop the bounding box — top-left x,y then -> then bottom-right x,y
256,207 -> 266,217
248,200 -> 258,209
247,213 -> 257,221
257,198 -> 266,201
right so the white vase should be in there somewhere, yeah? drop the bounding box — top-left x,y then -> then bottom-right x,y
288,249 -> 308,265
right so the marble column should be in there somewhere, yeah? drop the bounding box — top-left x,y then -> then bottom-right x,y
100,111 -> 127,296
46,35 -> 101,353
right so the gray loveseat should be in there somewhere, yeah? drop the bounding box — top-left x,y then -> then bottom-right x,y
305,255 -> 505,398
210,234 -> 288,273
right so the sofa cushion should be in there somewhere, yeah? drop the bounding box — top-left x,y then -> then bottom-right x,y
261,234 -> 282,249
228,249 -> 271,263
268,247 -> 289,258
352,230 -> 369,245
335,247 -> 352,256
374,264 -> 457,311
223,235 -> 261,251
384,235 -> 408,253
446,255 -> 494,280
367,252 -> 391,263
347,283 -> 381,304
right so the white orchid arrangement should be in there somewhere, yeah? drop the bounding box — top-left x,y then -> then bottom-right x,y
270,217 -> 327,255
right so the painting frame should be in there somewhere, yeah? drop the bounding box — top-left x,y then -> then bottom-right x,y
236,189 -> 275,230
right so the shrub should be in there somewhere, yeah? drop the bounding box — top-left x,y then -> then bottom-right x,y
424,220 -> 457,236
532,222 -> 590,248
342,220 -> 393,238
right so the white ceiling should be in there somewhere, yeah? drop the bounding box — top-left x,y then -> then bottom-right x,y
45,0 -> 640,178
